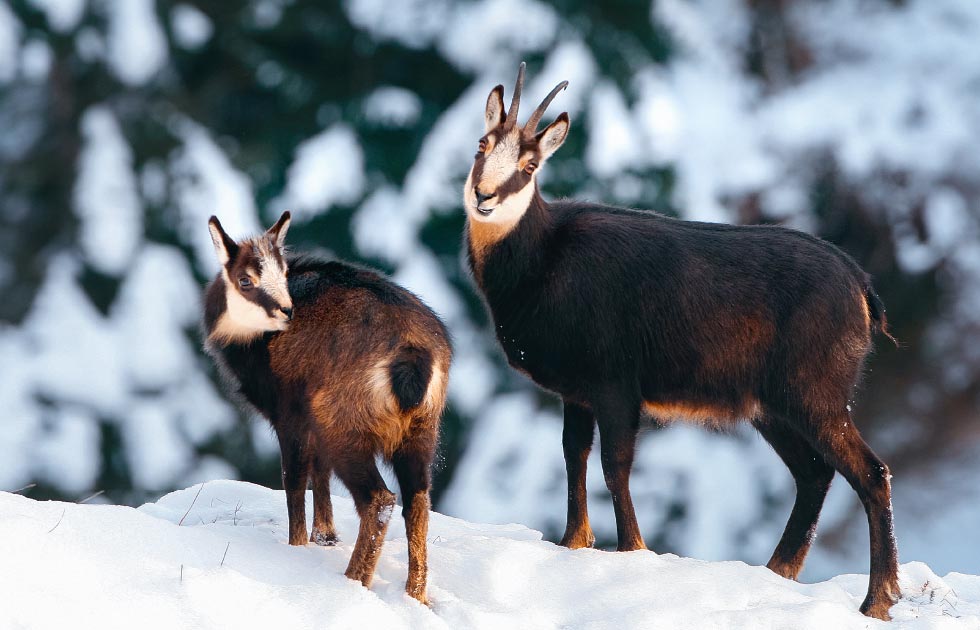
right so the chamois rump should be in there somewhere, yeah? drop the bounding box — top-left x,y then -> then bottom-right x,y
463,63 -> 900,620
202,212 -> 451,604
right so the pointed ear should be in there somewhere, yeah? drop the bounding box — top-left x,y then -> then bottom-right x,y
208,216 -> 239,266
485,85 -> 505,133
536,112 -> 570,162
266,210 -> 291,250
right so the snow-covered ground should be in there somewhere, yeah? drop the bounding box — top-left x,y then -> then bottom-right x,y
1,480 -> 978,629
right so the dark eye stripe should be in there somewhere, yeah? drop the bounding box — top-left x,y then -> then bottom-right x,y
255,288 -> 282,317
495,168 -> 533,199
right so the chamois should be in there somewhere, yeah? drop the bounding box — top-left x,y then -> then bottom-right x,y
463,63 -> 900,620
203,212 -> 451,604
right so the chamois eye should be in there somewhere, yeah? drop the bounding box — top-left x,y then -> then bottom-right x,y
478,139 -> 488,153
239,277 -> 253,289
524,162 -> 538,175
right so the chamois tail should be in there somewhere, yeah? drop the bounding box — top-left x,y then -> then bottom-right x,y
389,346 -> 434,412
865,285 -> 898,347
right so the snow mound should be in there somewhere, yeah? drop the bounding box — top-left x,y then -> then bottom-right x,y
1,480 -> 977,629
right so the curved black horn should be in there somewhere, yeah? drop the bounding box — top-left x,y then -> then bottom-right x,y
525,80 -> 569,136
507,62 -> 526,125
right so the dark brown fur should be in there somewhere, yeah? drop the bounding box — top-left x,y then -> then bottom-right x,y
204,232 -> 451,605
465,65 -> 901,620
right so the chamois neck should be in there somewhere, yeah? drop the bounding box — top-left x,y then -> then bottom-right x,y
467,184 -> 552,293
208,314 -> 268,347
467,185 -> 550,283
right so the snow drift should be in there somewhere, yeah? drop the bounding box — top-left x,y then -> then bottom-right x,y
1,480 -> 977,629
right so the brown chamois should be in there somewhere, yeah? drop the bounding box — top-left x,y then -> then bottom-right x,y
202,212 -> 451,604
463,63 -> 900,620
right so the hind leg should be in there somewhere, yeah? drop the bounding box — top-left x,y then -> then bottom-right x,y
278,432 -> 312,546
753,416 -> 835,580
334,453 -> 396,589
560,401 -> 596,549
800,411 -> 899,620
310,454 -> 338,546
393,438 -> 435,604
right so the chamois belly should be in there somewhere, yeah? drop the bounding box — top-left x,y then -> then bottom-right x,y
642,398 -> 761,429
495,314 -> 766,427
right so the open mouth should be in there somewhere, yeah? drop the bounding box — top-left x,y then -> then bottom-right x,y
477,206 -> 495,216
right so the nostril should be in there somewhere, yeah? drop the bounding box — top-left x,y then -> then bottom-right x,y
281,306 -> 293,320
475,189 -> 493,204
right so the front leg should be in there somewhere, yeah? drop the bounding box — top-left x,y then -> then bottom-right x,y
596,397 -> 646,552
559,400 -> 596,549
278,432 -> 312,546
311,454 -> 339,546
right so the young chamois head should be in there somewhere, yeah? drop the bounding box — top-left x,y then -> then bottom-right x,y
207,211 -> 293,344
464,62 -> 570,228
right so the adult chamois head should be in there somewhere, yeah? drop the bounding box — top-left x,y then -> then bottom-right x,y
462,63 -> 901,620
204,212 -> 451,605
463,62 -> 569,267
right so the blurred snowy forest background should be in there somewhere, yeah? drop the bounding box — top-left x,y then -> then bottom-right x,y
1,0 -> 979,580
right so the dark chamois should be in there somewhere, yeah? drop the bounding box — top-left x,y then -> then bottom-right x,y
203,212 -> 451,604
463,63 -> 900,620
